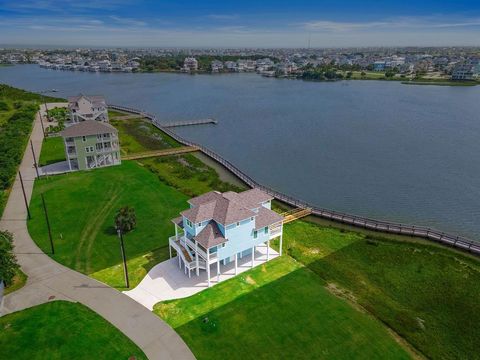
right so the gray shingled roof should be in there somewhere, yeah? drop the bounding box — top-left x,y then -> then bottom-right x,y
61,120 -> 118,138
223,188 -> 274,209
171,216 -> 184,229
254,206 -> 283,230
187,191 -> 222,207
68,94 -> 106,110
193,222 -> 227,249
181,188 -> 277,226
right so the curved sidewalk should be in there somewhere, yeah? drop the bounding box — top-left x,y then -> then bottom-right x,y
0,104 -> 195,360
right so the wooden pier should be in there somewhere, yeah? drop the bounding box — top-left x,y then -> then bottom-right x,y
122,146 -> 199,160
108,104 -> 480,257
162,118 -> 217,128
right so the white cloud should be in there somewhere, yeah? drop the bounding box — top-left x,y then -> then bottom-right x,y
109,15 -> 146,27
206,14 -> 239,20
301,16 -> 480,32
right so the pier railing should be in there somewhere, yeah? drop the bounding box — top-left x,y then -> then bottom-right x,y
108,104 -> 480,256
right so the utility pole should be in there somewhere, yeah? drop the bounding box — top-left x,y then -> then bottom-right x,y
41,193 -> 54,254
18,171 -> 31,220
116,228 -> 129,288
38,110 -> 46,138
44,102 -> 50,121
30,140 -> 40,178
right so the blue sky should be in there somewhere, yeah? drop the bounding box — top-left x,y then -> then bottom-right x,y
0,0 -> 479,47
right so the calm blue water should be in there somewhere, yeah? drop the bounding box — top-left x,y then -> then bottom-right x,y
2,65 -> 480,240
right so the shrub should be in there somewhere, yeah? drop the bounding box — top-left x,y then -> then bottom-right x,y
0,100 -> 9,111
0,231 -> 19,287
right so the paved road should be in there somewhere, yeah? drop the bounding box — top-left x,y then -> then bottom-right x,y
0,104 -> 195,360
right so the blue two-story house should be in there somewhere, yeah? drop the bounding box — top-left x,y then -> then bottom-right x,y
169,188 -> 284,286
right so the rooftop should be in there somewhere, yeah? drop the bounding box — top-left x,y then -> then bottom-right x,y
68,94 -> 106,110
181,188 -> 277,226
61,120 -> 118,138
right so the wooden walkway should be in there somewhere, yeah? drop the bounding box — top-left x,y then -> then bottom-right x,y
122,146 -> 199,160
108,104 -> 480,257
282,208 -> 313,224
162,118 -> 217,128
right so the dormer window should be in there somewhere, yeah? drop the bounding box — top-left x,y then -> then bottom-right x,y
236,222 -> 240,226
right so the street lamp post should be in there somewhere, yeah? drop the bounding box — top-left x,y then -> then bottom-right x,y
116,227 -> 129,288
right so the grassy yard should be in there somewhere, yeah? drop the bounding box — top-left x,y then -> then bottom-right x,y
28,161 -> 188,288
155,256 -> 411,360
29,116 -> 244,288
38,136 -> 66,166
0,301 -> 147,360
278,220 -> 480,360
111,118 -> 180,154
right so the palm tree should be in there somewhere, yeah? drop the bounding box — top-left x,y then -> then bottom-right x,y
114,206 -> 136,234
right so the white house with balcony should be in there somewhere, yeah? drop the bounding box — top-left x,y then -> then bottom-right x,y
68,94 -> 109,124
169,188 -> 284,287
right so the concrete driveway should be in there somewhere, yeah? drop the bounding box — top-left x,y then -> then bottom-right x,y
124,245 -> 279,310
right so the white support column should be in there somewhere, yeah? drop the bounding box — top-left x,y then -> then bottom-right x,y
207,249 -> 211,287
195,241 -> 199,276
279,234 -> 283,256
169,244 -> 172,259
234,253 -> 238,275
251,246 -> 255,268
267,240 -> 270,261
217,259 -> 220,282
178,253 -> 181,268
279,222 -> 284,256
175,224 -> 178,239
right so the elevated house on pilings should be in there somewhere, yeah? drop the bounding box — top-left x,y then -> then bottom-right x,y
169,188 -> 284,286
67,94 -> 109,124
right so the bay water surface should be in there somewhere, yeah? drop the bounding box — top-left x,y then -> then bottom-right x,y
1,65 -> 480,240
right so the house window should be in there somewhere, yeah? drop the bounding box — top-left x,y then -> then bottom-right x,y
264,227 -> 268,234
82,136 -> 86,142
197,223 -> 201,227
186,219 -> 192,227
253,230 -> 258,239
236,222 -> 240,226
97,134 -> 102,140
251,217 -> 254,221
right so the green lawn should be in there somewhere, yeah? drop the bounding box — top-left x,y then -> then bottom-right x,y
108,109 -> 128,118
27,161 -> 188,288
29,115 -> 245,288
155,256 -> 411,360
0,301 -> 147,360
111,118 -> 181,155
38,136 -> 66,166
279,220 -> 480,360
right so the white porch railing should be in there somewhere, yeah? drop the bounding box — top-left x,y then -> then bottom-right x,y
169,235 -> 217,262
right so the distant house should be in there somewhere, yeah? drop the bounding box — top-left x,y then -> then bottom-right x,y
68,94 -> 109,124
169,188 -> 284,286
61,120 -> 121,171
182,57 -> 198,72
373,61 -> 386,71
452,64 -> 475,81
211,60 -> 224,72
